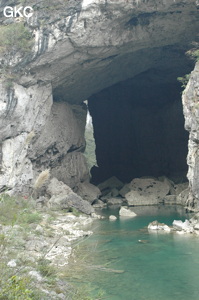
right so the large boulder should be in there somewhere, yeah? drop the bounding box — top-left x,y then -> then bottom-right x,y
98,176 -> 124,196
119,207 -> 137,217
174,182 -> 189,196
125,190 -> 159,206
119,184 -> 131,197
125,178 -> 170,206
148,220 -> 171,232
74,181 -> 101,204
48,194 -> 94,215
172,219 -> 194,233
92,199 -> 107,208
107,197 -> 123,206
47,178 -> 94,215
47,177 -> 72,196
162,195 -> 176,205
176,188 -> 190,206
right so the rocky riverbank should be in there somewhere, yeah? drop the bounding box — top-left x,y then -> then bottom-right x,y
0,194 -> 99,299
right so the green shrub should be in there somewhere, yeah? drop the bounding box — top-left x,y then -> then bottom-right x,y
20,212 -> 43,224
177,74 -> 190,89
37,259 -> 56,277
0,234 -> 6,247
186,43 -> 199,62
0,23 -> 33,55
0,275 -> 33,300
0,194 -> 42,226
192,49 -> 199,61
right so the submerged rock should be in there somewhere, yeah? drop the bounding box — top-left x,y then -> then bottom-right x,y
138,240 -> 149,244
119,207 -> 137,217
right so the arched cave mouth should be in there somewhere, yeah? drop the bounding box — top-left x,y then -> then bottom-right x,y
87,67 -> 190,185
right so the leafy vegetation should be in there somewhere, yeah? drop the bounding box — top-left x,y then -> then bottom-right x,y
177,41 -> 199,89
177,74 -> 190,89
186,42 -> 199,62
0,23 -> 33,55
0,194 -> 41,226
0,275 -> 34,300
37,258 -> 56,278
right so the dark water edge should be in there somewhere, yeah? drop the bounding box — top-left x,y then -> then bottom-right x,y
69,205 -> 199,300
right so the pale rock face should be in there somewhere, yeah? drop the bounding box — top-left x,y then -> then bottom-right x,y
0,85 -> 89,193
182,62 -> 199,207
0,83 -> 52,194
0,83 -> 53,141
0,134 -> 33,194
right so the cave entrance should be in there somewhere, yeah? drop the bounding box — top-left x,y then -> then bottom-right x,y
88,68 -> 189,185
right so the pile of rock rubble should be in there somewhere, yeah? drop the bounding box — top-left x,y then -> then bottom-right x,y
88,175 -> 189,208
148,212 -> 199,235
36,175 -> 189,217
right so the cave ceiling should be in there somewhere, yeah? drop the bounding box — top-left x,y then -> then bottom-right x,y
17,0 -> 199,104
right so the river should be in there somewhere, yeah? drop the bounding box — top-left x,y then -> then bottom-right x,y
69,206 -> 199,300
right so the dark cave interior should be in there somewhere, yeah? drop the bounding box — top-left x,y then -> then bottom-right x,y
88,67 -> 191,185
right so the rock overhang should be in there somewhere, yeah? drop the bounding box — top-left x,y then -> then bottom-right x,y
16,0 -> 199,104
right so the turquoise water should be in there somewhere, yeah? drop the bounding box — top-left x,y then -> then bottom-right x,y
75,206 -> 199,300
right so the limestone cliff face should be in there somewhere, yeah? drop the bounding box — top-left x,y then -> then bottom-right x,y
182,62 -> 199,207
0,0 -> 199,196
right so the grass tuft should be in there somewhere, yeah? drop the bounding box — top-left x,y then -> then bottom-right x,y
33,169 -> 50,191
